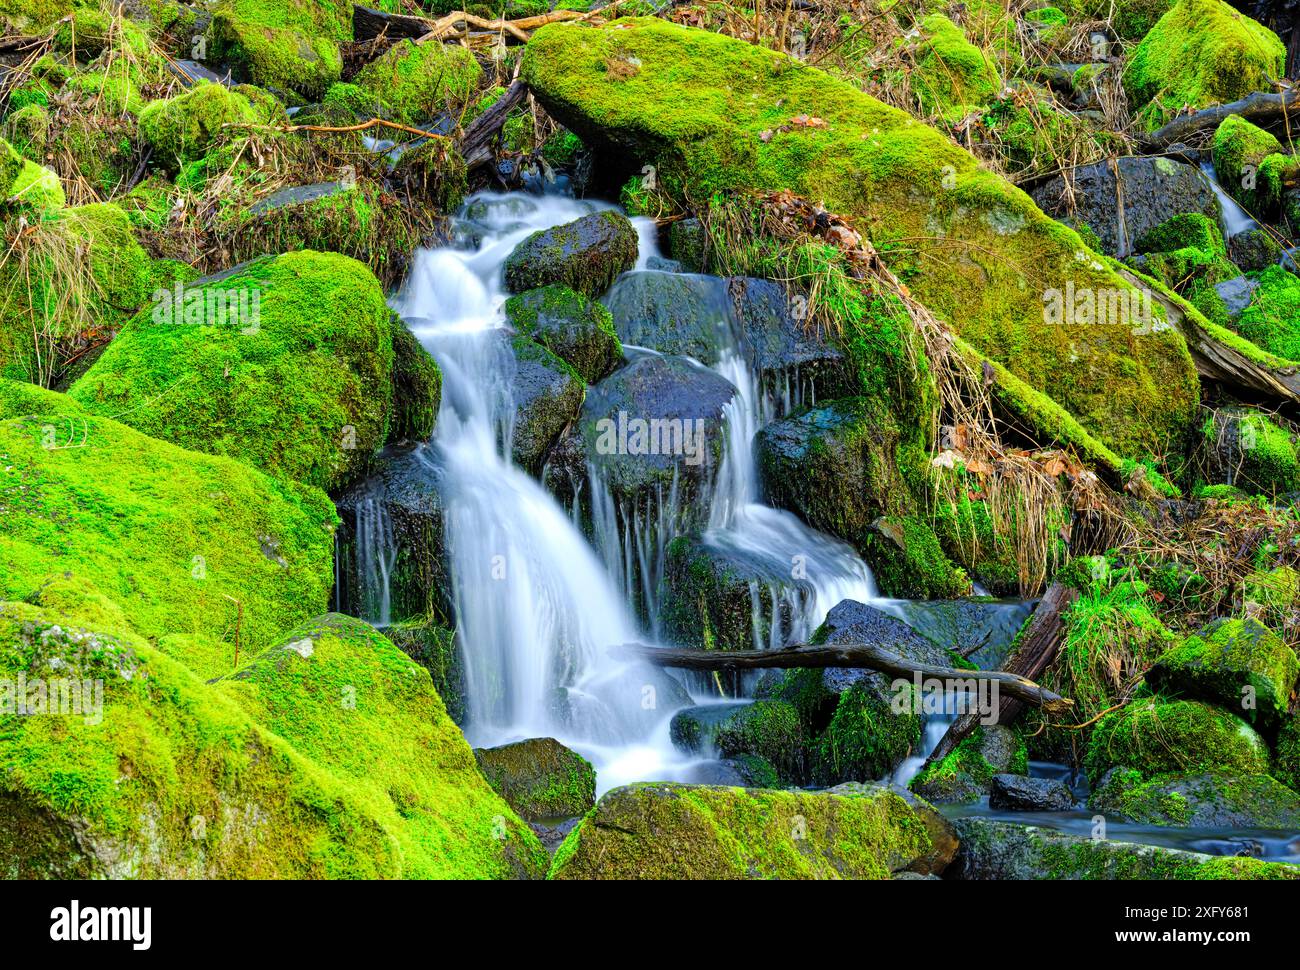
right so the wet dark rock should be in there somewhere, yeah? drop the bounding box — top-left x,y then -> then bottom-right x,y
504,284 -> 623,383
1229,228 -> 1284,271
1031,156 -> 1219,257
334,445 -> 450,626
911,725 -> 1026,805
1215,275 -> 1261,322
989,774 -> 1075,812
504,209 -> 638,297
248,181 -> 350,216
669,702 -> 753,754
578,353 -> 734,512
887,598 -> 1032,670
951,817 -> 1300,879
508,334 -> 584,474
727,276 -> 853,402
473,737 -> 596,823
668,216 -> 708,272
1090,768 -> 1300,828
530,816 -> 581,854
601,270 -> 732,362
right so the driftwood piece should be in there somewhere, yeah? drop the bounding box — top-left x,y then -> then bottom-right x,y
922,583 -> 1079,768
1112,264 -> 1300,405
457,77 -> 527,171
414,8 -> 590,45
612,641 -> 1074,714
1141,88 -> 1299,148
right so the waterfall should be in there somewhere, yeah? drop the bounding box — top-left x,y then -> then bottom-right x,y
354,496 -> 397,627
1199,161 -> 1260,239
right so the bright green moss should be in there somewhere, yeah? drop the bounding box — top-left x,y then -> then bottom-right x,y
1068,0 -> 1174,40
1124,0 -> 1286,131
1084,698 -> 1271,785
68,251 -> 432,493
818,678 -> 923,783
1136,213 -> 1227,258
1235,266 -> 1300,361
0,382 -> 336,661
3,104 -> 50,161
208,0 -> 350,99
354,38 -> 482,126
523,19 -> 1200,457
474,738 -> 596,822
138,82 -> 263,165
911,14 -> 1001,121
910,727 -> 1024,803
548,782 -> 935,879
1212,114 -> 1286,211
1200,407 -> 1300,495
714,700 -> 808,783
8,159 -> 63,213
0,0 -> 73,33
1275,716 -> 1300,793
1146,617 -> 1299,730
216,614 -> 547,877
504,283 -> 623,383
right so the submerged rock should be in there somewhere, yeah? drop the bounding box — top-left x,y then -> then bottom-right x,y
548,782 -> 950,879
1090,768 -> 1300,828
989,774 -> 1076,812
504,209 -> 638,297
952,818 -> 1300,879
473,738 -> 597,823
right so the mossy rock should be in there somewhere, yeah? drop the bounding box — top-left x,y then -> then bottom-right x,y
504,209 -> 638,297
509,334 -> 585,473
390,138 -> 469,215
522,18 -> 1200,458
1146,617 -> 1299,731
953,817 -> 1300,879
1083,699 -> 1271,786
910,726 -> 1028,804
548,782 -> 942,879
1067,0 -> 1174,40
382,618 -> 464,724
1135,213 -> 1226,258
354,37 -> 482,126
0,0 -> 73,34
0,381 -> 335,673
505,284 -> 623,384
210,614 -> 548,877
137,81 -> 264,165
755,397 -> 967,598
1234,266 -> 1300,361
1124,0 -> 1286,131
70,251 -> 438,493
9,159 -> 64,213
1090,768 -> 1300,827
207,0 -> 351,100
668,701 -> 753,753
473,737 -> 596,822
1211,115 -> 1285,213
1275,715 -> 1300,794
1200,407 -> 1300,496
911,14 -> 1001,120
710,700 -> 809,784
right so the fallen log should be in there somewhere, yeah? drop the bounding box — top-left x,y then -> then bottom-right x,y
1141,88 -> 1299,148
352,5 -> 429,42
415,8 -> 589,45
611,641 -> 1075,714
1113,264 -> 1300,406
922,582 -> 1078,768
457,77 -> 527,171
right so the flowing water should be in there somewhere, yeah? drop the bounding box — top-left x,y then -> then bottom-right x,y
1199,161 -> 1261,239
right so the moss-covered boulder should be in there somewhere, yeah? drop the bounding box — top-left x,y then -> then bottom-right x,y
523,18 -> 1200,457
1084,699 -> 1271,786
1234,266 -> 1300,361
0,0 -> 73,34
353,37 -> 482,126
1067,0 -> 1175,40
138,81 -> 263,165
755,397 -> 968,598
1275,715 -> 1300,794
509,334 -> 585,473
505,284 -> 623,383
1090,769 -> 1300,827
953,817 -> 1300,879
1123,0 -> 1286,130
1211,115 -> 1285,212
548,782 -> 946,879
473,737 -> 596,822
668,701 -> 752,753
504,210 -> 638,297
910,726 -> 1028,804
70,251 -> 439,493
209,614 -> 547,877
1200,407 -> 1300,496
382,617 -> 464,724
1146,618 -> 1299,730
0,381 -> 335,670
911,14 -> 1001,120
207,0 -> 351,99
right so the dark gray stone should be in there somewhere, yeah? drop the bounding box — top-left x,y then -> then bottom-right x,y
989,773 -> 1075,811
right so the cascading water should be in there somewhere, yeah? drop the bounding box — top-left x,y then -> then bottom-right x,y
1199,161 -> 1261,239
392,192 -> 712,791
